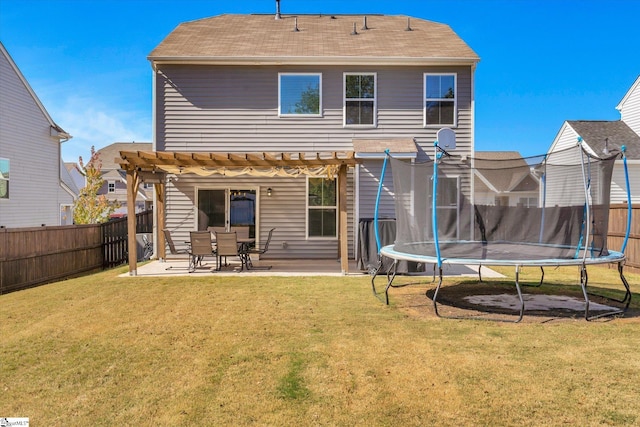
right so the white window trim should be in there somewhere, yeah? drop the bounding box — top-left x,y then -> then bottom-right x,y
305,176 -> 338,240
343,72 -> 377,128
278,72 -> 323,118
424,72 -> 457,128
108,181 -> 116,193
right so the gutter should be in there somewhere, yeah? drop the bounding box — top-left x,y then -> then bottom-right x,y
148,56 -> 480,67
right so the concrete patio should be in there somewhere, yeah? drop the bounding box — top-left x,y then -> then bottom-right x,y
120,257 -> 505,278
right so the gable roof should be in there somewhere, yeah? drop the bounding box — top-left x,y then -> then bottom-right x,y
616,75 -> 640,112
0,41 -> 71,141
567,120 -> 640,159
97,142 -> 152,170
474,151 -> 537,193
149,14 -> 479,66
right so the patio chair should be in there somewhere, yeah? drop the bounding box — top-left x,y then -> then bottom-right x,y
247,228 -> 275,270
188,231 -> 216,273
163,229 -> 189,270
230,226 -> 250,240
215,231 -> 243,271
207,226 -> 227,235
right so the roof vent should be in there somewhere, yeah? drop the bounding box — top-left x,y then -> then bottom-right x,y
405,17 -> 413,31
603,137 -> 610,155
293,16 -> 299,32
351,22 -> 358,35
361,16 -> 369,30
275,0 -> 281,20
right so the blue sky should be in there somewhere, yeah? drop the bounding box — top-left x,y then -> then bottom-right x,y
1,0 -> 639,162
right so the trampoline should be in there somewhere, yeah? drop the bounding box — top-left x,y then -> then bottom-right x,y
371,130 -> 633,322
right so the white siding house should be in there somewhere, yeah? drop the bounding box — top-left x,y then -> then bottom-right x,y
124,13 -> 479,266
548,82 -> 640,206
617,75 -> 640,136
0,42 -> 73,228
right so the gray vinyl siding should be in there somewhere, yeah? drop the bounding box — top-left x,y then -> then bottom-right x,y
156,63 -> 474,258
155,65 -> 473,155
0,48 -> 70,228
358,161 -> 396,220
165,171 -> 355,259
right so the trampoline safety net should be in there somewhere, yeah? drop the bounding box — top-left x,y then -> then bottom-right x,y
389,144 -> 618,262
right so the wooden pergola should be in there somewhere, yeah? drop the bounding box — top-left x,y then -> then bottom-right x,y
118,150 -> 359,276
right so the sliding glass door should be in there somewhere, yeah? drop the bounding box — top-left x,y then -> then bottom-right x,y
197,188 -> 256,237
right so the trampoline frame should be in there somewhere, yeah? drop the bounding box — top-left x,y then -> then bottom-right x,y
371,139 -> 633,323
372,244 -> 631,322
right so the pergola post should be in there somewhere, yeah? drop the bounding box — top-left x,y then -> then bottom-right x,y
155,182 -> 166,260
339,164 -> 349,274
126,169 -> 140,276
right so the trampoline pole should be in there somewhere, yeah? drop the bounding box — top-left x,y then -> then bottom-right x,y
374,150 -> 390,255
433,142 -> 443,268
576,139 -> 591,262
621,146 -> 632,254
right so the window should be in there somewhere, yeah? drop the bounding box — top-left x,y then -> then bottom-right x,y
279,73 -> 321,116
424,73 -> 456,126
307,177 -> 337,238
0,158 -> 8,199
344,73 -> 376,126
108,181 -> 115,193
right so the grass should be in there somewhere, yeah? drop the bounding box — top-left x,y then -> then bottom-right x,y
1,264 -> 639,426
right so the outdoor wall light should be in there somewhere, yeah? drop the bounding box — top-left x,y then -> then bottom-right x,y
267,187 -> 273,197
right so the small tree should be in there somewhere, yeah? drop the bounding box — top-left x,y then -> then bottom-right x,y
73,146 -> 120,224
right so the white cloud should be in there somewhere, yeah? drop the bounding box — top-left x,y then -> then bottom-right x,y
53,95 -> 151,163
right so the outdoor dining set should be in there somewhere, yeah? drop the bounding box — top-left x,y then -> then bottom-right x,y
162,227 -> 275,272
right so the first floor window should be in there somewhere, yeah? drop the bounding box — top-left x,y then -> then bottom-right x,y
0,158 -> 9,199
279,73 -> 322,116
307,177 -> 337,238
424,73 -> 456,126
344,73 -> 376,126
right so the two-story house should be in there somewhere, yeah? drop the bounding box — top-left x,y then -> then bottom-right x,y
547,75 -> 640,205
0,41 -> 74,228
96,142 -> 153,217
119,12 -> 479,274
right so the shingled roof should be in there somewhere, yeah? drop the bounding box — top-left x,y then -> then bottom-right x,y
149,14 -> 479,65
567,120 -> 640,159
474,151 -> 537,193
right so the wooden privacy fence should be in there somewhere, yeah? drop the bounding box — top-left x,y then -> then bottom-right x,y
0,225 -> 103,294
608,204 -> 639,274
0,210 -> 153,294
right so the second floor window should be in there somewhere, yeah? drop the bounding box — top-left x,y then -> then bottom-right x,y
279,73 -> 322,117
108,181 -> 115,193
0,158 -> 9,199
424,73 -> 456,127
344,73 -> 376,126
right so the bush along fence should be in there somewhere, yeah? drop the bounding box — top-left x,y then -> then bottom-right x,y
0,210 -> 153,294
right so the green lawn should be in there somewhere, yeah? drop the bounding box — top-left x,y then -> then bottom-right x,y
1,265 -> 639,426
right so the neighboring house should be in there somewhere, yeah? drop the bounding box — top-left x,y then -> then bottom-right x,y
59,159 -> 80,225
0,41 -> 73,228
474,151 -> 539,207
64,162 -> 85,193
96,142 -> 153,217
548,75 -> 640,205
120,12 -> 479,267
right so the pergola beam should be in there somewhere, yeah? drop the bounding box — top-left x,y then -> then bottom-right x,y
120,150 -> 359,276
119,150 -> 358,171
